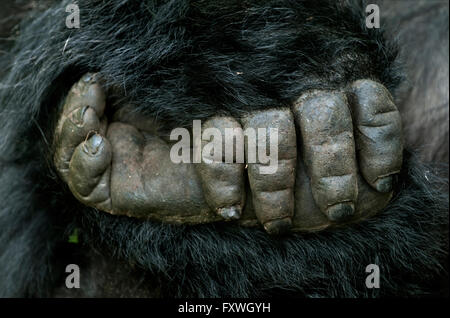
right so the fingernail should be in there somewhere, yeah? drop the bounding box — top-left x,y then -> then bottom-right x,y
263,217 -> 292,235
84,134 -> 103,155
374,176 -> 393,193
326,202 -> 355,222
218,206 -> 241,220
71,106 -> 89,126
82,73 -> 96,83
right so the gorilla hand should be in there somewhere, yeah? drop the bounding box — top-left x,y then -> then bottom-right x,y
53,73 -> 403,234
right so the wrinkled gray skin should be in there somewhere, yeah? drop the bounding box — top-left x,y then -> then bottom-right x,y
0,0 -> 447,299
380,0 -> 449,165
53,74 -> 403,234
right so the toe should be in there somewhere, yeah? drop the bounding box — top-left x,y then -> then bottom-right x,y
292,90 -> 358,223
54,73 -> 106,182
195,116 -> 246,220
68,133 -> 112,211
240,108 -> 297,234
349,79 -> 403,193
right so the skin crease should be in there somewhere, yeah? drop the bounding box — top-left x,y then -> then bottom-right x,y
53,74 -> 401,233
0,0 -> 447,299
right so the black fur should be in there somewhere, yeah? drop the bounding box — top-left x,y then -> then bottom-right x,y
0,0 -> 448,297
67,154 -> 448,297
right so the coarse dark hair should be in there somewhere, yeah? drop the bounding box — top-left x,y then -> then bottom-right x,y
0,0 -> 447,297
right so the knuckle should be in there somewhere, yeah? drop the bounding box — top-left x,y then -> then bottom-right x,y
294,91 -> 352,137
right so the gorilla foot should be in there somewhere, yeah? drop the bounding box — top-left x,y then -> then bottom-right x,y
53,73 -> 403,234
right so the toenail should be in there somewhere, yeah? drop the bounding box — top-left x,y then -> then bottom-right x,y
71,106 -> 89,126
218,206 -> 242,220
83,134 -> 103,155
263,217 -> 292,235
326,202 -> 355,222
374,176 -> 393,193
82,74 -> 92,82
82,73 -> 96,83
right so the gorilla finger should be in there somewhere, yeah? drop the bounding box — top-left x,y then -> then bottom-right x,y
196,117 -> 245,220
293,91 -> 358,222
350,80 -> 403,193
68,134 -> 112,211
54,106 -> 101,182
241,108 -> 297,235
